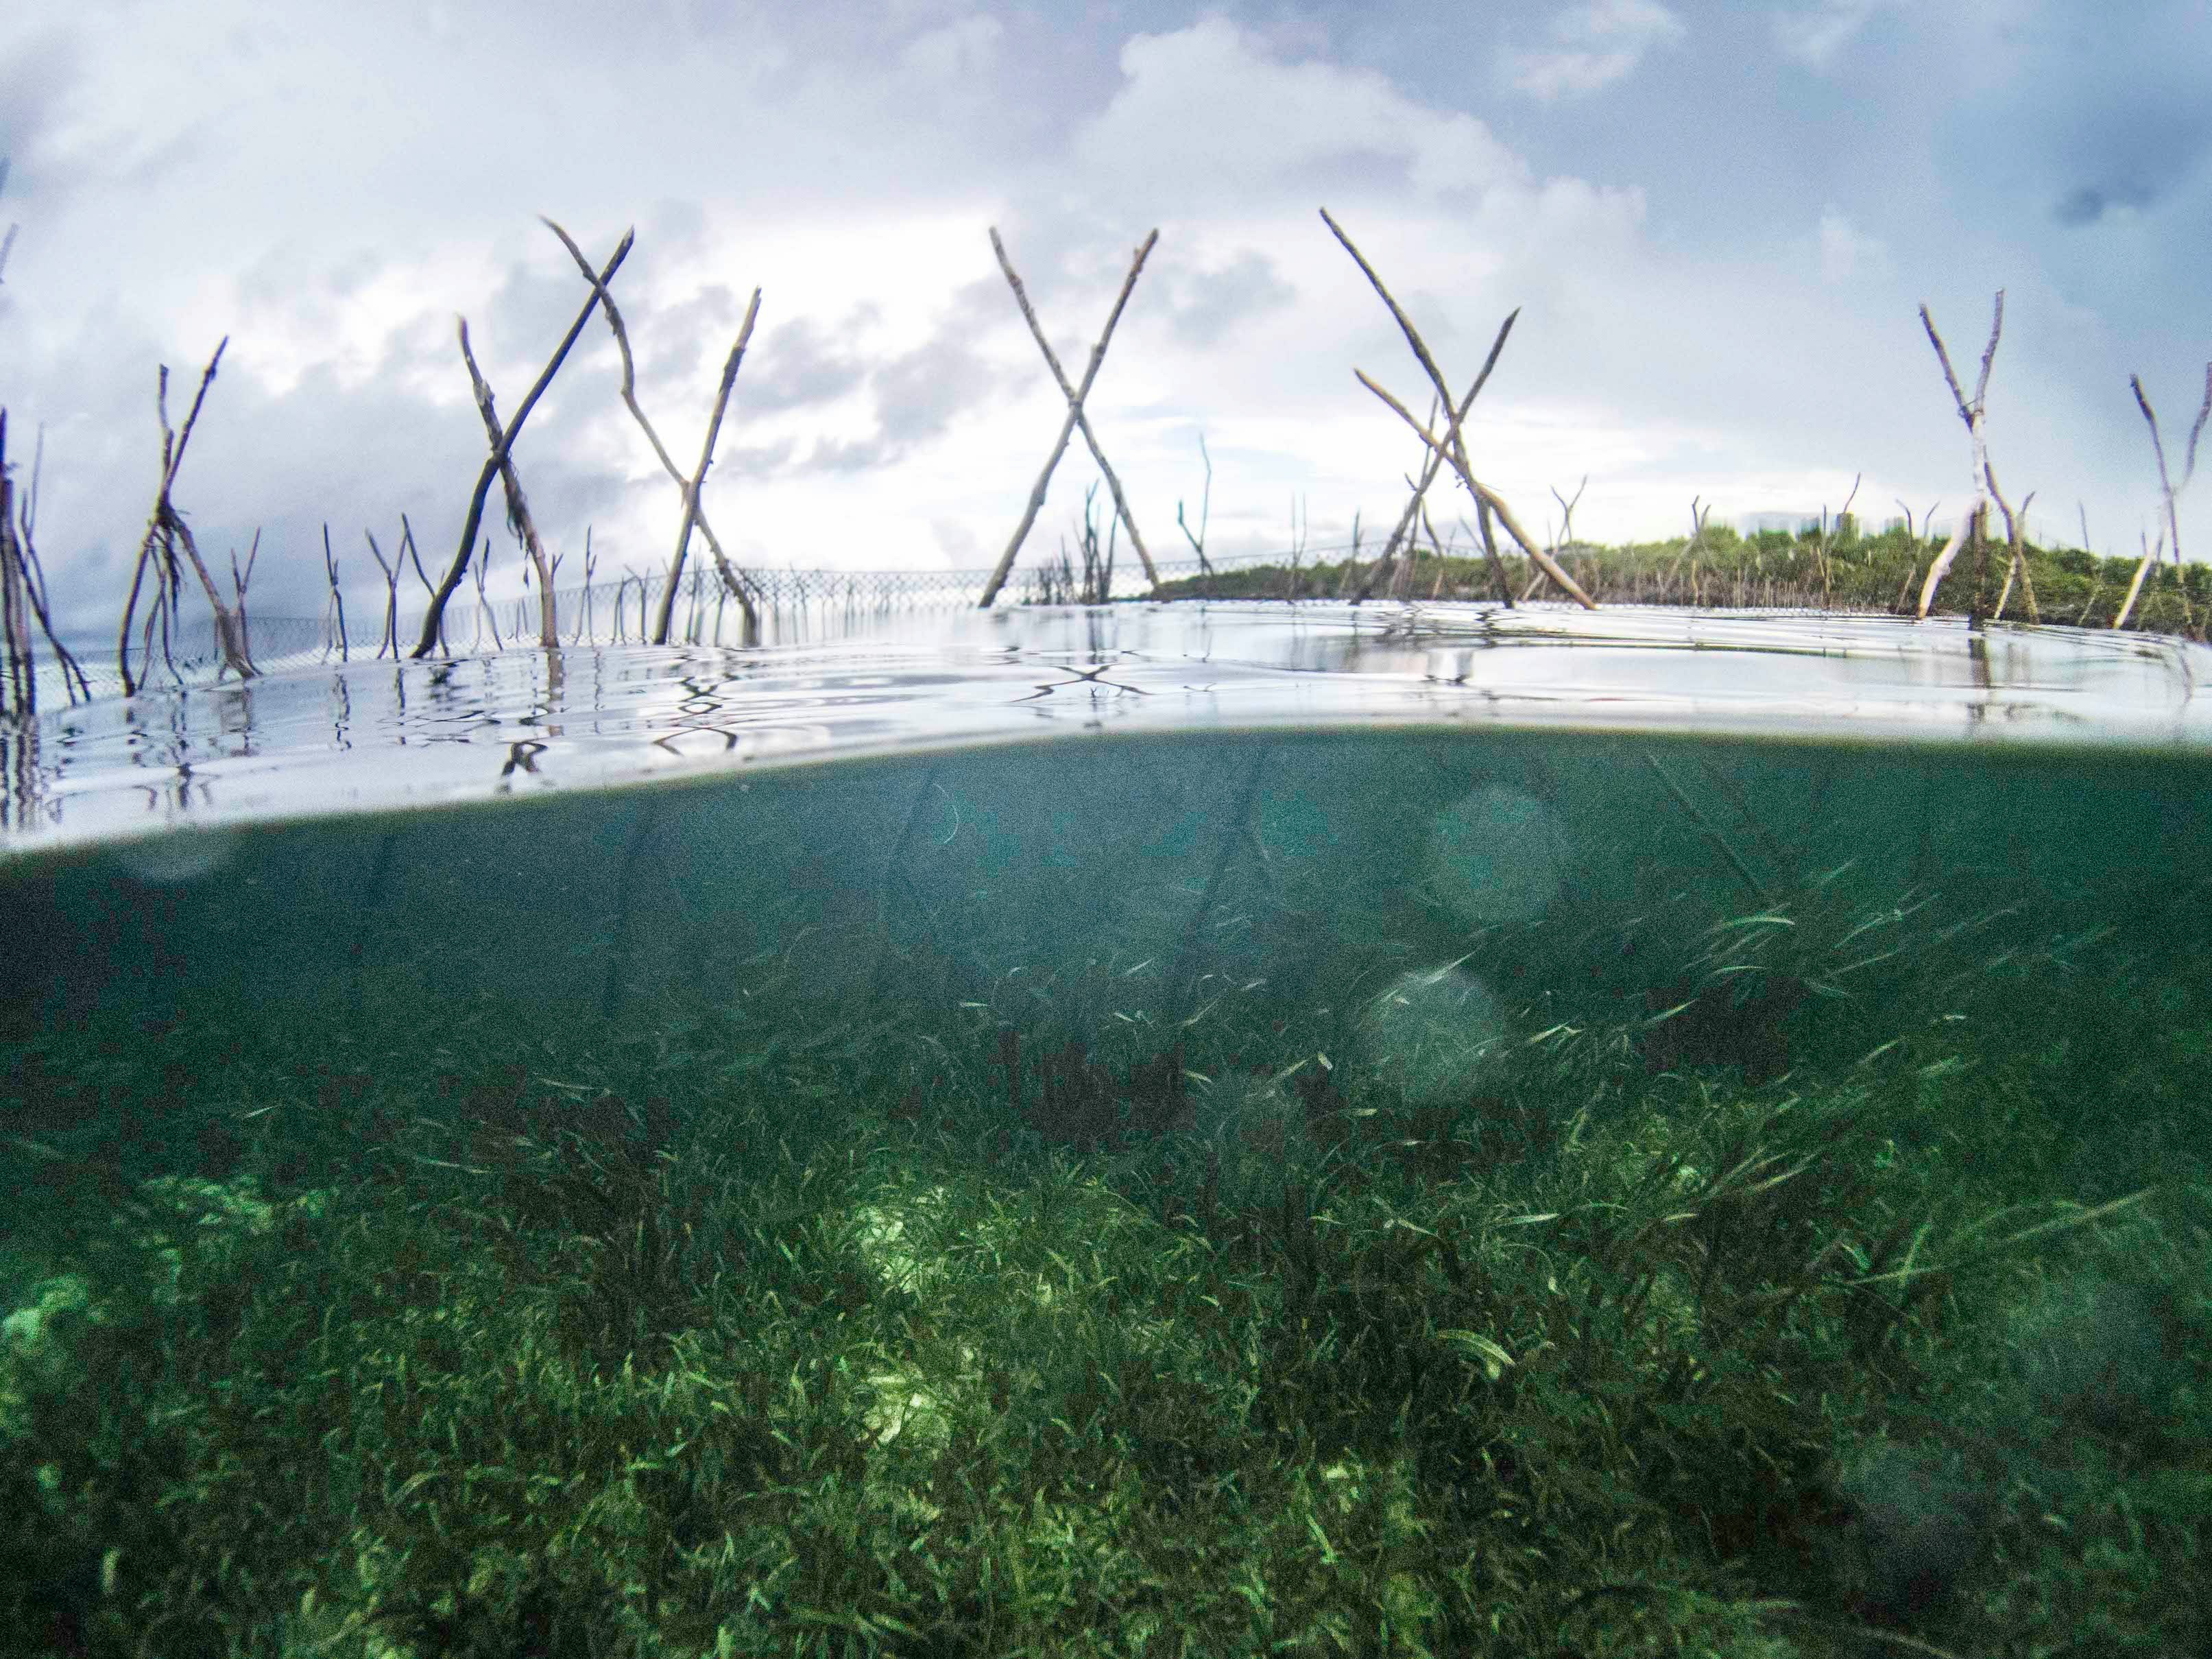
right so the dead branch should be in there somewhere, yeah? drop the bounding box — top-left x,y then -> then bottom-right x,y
0,412 -> 89,708
457,317 -> 558,647
1321,208 -> 1593,609
1176,430 -> 1214,577
321,523 -> 350,662
2115,526 -> 2163,630
1993,488 -> 2037,621
363,528 -> 399,658
1914,294 -> 2005,619
540,216 -> 762,643
1356,368 -> 1596,607
2128,363 -> 2211,637
115,338 -> 253,693
655,289 -> 759,644
1354,315 -> 1524,604
0,412 -> 31,717
981,227 -> 1159,607
412,227 -> 633,658
990,226 -> 1161,594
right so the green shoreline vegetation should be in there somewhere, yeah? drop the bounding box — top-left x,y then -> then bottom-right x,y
1132,518 -> 2211,637
3,867 -> 2207,1657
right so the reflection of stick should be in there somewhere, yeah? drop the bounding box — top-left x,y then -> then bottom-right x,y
981,228 -> 1159,607
413,228 -> 633,658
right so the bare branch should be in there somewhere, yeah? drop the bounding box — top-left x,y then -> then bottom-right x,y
656,286 -> 760,643
1914,295 -> 2002,619
1355,368 -> 1595,607
981,227 -> 1159,607
413,227 -> 634,657
457,316 -> 559,647
540,215 -> 762,638
1320,208 -> 1581,608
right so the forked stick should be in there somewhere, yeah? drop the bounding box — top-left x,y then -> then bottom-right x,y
412,228 -> 634,658
1320,208 -> 1595,609
981,228 -> 1159,608
2121,364 -> 2212,634
117,339 -> 254,692
1914,293 -> 2013,619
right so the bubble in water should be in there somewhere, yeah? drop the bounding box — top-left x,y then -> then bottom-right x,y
1425,783 -> 1561,926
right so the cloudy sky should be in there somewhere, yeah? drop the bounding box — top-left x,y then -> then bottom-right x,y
2,0 -> 2207,630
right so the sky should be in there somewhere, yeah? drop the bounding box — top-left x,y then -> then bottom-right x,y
2,0 -> 2209,632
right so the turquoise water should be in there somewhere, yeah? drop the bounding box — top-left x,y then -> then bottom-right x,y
2,601 -> 2208,1654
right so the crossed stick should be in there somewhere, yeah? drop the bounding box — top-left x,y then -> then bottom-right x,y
1320,208 -> 1596,610
979,228 -> 1161,608
412,228 -> 634,658
542,217 -> 763,644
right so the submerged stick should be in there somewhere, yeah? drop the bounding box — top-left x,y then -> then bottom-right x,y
1642,751 -> 1772,909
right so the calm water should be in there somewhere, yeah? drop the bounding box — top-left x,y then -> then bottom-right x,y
3,599 -> 2209,1651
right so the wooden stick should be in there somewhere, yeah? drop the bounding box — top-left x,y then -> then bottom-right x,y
116,339 -> 253,692
540,217 -> 763,640
457,318 -> 559,647
980,228 -> 1159,608
2128,363 -> 2211,636
412,228 -> 633,658
655,288 -> 760,644
1914,294 -> 2003,619
989,227 -> 1161,593
1356,368 -> 1596,607
0,414 -> 88,705
321,523 -> 350,662
1354,310 -> 1522,604
1320,208 -> 1592,609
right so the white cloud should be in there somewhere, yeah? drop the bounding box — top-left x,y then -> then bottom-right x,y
1773,0 -> 1900,69
898,13 -> 1003,81
1074,17 -> 1527,209
1506,0 -> 1687,102
1814,206 -> 1894,281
